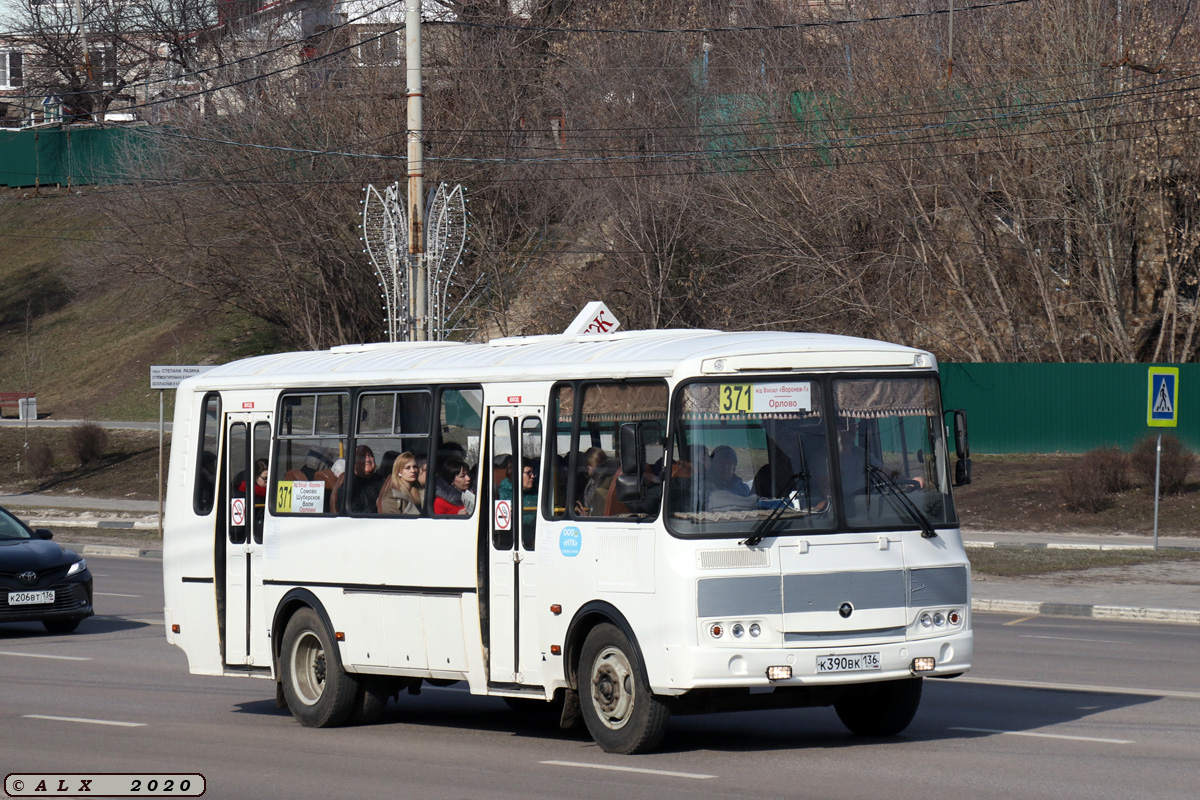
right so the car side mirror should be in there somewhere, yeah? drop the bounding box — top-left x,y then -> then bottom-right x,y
33,529 -> 54,540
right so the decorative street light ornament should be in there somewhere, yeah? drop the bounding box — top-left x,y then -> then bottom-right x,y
361,183 -> 408,343
426,182 -> 468,342
361,181 -> 467,342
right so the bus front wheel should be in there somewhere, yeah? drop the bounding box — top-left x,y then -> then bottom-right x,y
281,607 -> 357,728
834,677 -> 923,737
578,623 -> 669,754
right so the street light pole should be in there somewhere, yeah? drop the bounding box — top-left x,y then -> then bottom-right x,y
406,0 -> 427,341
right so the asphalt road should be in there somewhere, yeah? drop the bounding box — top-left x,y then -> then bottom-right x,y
1,557 -> 1197,800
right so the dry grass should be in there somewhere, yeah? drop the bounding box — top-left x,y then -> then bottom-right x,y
968,547 -> 1200,577
954,453 -> 1200,536
0,426 -> 166,500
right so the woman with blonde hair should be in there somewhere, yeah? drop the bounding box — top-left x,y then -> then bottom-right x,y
379,451 -> 423,515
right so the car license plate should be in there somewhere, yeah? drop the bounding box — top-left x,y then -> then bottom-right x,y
817,652 -> 881,673
8,590 -> 55,606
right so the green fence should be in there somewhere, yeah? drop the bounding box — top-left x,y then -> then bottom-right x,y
0,126 -> 138,188
940,363 -> 1197,454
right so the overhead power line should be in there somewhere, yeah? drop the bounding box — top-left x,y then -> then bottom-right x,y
445,0 -> 1035,35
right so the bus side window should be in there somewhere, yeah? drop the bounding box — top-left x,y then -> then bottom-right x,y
275,392 -> 348,515
576,381 -> 668,520
356,390 -> 432,516
433,387 -> 483,517
194,393 -> 221,516
520,417 -> 542,550
547,384 -> 574,520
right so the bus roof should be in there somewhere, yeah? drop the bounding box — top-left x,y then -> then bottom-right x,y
181,329 -> 933,391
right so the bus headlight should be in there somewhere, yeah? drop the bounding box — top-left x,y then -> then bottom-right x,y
919,613 -> 933,629
748,623 -> 761,638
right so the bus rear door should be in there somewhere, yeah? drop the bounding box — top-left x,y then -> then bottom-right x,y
222,412 -> 272,669
487,406 -> 545,688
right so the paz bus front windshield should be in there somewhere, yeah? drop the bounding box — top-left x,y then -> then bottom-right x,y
665,376 -> 957,537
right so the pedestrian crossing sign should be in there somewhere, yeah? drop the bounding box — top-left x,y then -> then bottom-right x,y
1148,367 -> 1179,427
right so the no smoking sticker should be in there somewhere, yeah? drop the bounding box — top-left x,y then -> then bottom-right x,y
494,499 -> 512,531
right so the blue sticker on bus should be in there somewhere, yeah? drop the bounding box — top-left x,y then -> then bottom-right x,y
560,526 -> 582,557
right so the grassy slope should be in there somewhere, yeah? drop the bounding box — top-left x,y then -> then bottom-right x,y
0,188 -> 280,422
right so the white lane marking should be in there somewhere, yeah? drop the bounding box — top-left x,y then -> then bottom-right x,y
1018,635 -> 1130,645
957,676 -> 1200,700
95,592 -> 141,598
541,761 -> 716,780
950,726 -> 1133,744
24,714 -> 145,728
0,650 -> 91,661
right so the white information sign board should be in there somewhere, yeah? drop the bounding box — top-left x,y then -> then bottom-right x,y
150,365 -> 216,389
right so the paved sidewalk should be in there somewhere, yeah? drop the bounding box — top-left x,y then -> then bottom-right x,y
4,493 -> 1198,626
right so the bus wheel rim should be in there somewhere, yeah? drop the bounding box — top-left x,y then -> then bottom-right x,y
590,645 -> 634,730
291,630 -> 326,706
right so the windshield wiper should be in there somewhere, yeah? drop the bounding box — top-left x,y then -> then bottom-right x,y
742,439 -> 812,547
866,464 -> 937,539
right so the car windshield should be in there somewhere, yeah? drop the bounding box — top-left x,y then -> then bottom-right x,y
665,376 -> 957,537
0,508 -> 33,540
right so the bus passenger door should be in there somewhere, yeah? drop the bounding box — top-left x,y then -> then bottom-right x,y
223,412 -> 272,668
487,407 -> 544,688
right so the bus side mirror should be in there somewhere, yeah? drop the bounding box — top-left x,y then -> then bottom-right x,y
953,409 -> 969,461
949,409 -> 971,486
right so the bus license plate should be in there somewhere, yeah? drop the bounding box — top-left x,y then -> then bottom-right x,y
817,652 -> 880,673
9,590 -> 55,606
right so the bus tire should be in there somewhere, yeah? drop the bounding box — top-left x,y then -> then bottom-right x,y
280,607 -> 357,728
834,677 -> 923,737
578,623 -> 669,754
350,676 -> 391,725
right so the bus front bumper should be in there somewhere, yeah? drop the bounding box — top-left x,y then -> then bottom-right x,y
657,630 -> 973,692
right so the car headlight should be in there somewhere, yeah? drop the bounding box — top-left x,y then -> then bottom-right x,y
66,559 -> 87,577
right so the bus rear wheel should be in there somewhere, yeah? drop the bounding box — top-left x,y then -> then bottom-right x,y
281,608 -> 357,728
578,623 -> 669,754
834,677 -> 923,737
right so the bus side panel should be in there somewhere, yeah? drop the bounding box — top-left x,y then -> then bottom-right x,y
163,389 -> 224,676
422,595 -> 470,676
341,593 -> 384,666
381,594 -> 428,670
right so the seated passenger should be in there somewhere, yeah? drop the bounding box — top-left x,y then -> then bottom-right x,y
379,451 -> 422,515
237,459 -> 269,501
520,458 -> 539,529
575,447 -> 615,515
433,457 -> 473,515
348,445 -> 384,514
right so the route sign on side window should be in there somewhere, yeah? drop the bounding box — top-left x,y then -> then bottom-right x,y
1148,367 -> 1179,428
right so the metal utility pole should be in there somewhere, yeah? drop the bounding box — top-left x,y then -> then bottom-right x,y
406,0 -> 427,341
946,0 -> 954,81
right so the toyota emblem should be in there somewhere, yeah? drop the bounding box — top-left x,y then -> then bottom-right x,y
838,602 -> 854,618
17,571 -> 38,585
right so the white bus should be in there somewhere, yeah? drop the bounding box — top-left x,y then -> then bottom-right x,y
162,326 -> 973,754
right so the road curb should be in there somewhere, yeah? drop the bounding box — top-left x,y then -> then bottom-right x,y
966,540 -> 1200,552
23,516 -> 159,531
76,545 -> 162,559
972,598 -> 1200,625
